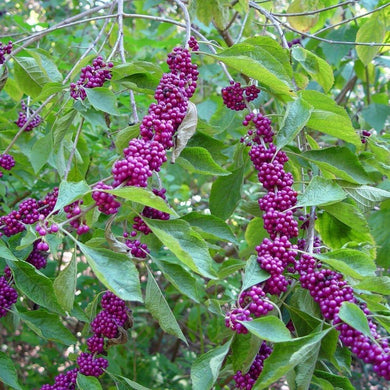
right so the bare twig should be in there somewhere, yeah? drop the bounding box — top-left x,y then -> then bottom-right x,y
272,0 -> 357,17
313,2 -> 390,36
172,0 -> 192,46
249,1 -> 390,46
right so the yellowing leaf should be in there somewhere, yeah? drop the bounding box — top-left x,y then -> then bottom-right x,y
356,17 -> 386,65
287,0 -> 320,32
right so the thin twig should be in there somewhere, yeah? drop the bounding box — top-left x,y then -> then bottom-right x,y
4,94 -> 56,154
63,2 -> 117,84
172,0 -> 192,46
249,1 -> 390,46
234,9 -> 250,44
313,3 -> 390,36
272,0 -> 357,17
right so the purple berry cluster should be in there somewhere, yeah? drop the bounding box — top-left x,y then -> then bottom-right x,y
233,342 -> 272,389
108,39 -> 198,253
131,188 -> 170,237
0,40 -> 12,64
0,275 -> 18,318
225,285 -> 274,334
0,153 -> 15,178
139,41 -> 198,149
64,200 -> 90,235
26,240 -> 49,269
40,291 -> 131,388
92,182 -> 121,215
15,101 -> 42,131
0,188 -> 58,238
40,368 -> 79,390
221,81 -> 260,111
224,92 -> 390,382
297,252 -> 390,380
225,111 -> 298,336
70,56 -> 113,100
361,129 -> 371,144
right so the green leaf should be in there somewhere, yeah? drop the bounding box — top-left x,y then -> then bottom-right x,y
0,351 -> 24,390
115,125 -> 140,154
28,49 -> 63,82
145,268 -> 187,344
115,375 -> 151,390
296,176 -> 346,207
311,375 -> 334,390
19,309 -> 77,345
244,217 -> 268,252
7,260 -> 64,314
241,316 -> 291,343
85,87 -> 119,115
53,252 -> 77,312
34,81 -> 64,102
300,90 -> 361,146
356,17 -> 386,65
191,338 -> 233,390
355,276 -> 390,294
294,341 -> 321,390
143,218 -> 218,280
111,61 -> 162,82
316,211 -> 375,252
53,109 -> 77,146
231,333 -> 262,373
241,255 -> 270,291
276,97 -> 313,149
369,208 -> 390,268
30,134 -> 52,173
301,147 -> 372,184
208,37 -> 293,99
0,240 -> 18,261
76,374 -> 103,390
107,186 -> 176,215
153,257 -> 202,303
253,330 -> 331,389
322,202 -> 370,233
291,46 -> 334,92
361,103 -> 390,131
313,370 -> 354,390
181,212 -> 238,243
53,180 -> 90,213
176,147 -> 230,176
210,165 -> 244,220
217,259 -> 244,279
338,302 -> 372,337
344,184 -> 390,210
315,249 -> 376,279
78,244 -> 143,302
14,56 -> 49,97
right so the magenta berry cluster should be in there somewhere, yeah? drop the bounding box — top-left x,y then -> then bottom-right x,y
139,42 -> 198,149
0,40 -> 12,64
70,56 -> 113,100
26,241 -> 48,269
64,200 -> 89,235
0,153 -> 15,177
0,275 -> 18,318
221,81 -> 260,111
40,291 -> 130,388
15,101 -> 42,131
131,188 -> 170,237
233,342 -> 272,389
222,81 -> 390,384
92,182 -> 121,215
